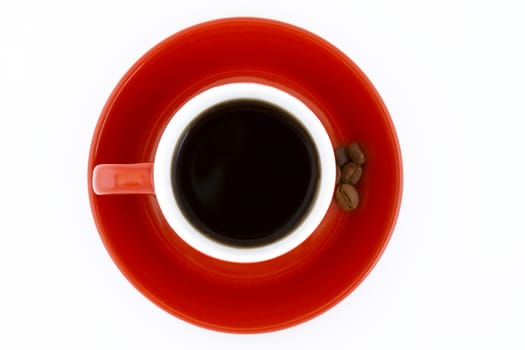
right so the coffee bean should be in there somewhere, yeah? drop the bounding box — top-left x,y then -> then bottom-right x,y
347,142 -> 366,165
335,165 -> 341,184
334,183 -> 359,211
335,146 -> 350,167
341,162 -> 362,184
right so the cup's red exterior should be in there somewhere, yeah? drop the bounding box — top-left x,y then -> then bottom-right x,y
92,163 -> 154,195
88,17 -> 403,333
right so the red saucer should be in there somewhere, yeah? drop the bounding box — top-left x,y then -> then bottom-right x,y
88,17 -> 402,333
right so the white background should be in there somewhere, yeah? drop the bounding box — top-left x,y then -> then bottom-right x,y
1,0 -> 524,349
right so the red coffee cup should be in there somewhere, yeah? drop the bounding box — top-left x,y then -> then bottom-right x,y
88,17 -> 402,333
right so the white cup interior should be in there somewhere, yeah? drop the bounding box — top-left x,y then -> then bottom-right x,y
154,83 -> 335,263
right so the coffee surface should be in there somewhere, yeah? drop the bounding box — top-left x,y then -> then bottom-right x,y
172,99 -> 319,247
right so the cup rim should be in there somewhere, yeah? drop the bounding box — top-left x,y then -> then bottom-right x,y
153,82 -> 336,263
88,17 -> 403,333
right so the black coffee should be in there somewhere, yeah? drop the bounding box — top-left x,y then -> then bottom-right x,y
172,99 -> 319,247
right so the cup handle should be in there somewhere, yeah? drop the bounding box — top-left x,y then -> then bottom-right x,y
92,163 -> 155,195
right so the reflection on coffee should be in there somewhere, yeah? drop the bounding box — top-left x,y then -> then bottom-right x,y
172,99 -> 320,247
